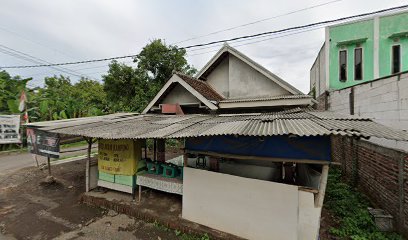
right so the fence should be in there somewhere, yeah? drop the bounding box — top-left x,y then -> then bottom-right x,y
331,136 -> 408,236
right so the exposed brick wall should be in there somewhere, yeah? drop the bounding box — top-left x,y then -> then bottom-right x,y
331,136 -> 408,236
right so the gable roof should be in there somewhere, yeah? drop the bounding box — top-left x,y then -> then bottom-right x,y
196,43 -> 304,95
142,73 -> 221,114
176,73 -> 224,101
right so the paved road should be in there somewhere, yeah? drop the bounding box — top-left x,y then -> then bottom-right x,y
0,145 -> 96,176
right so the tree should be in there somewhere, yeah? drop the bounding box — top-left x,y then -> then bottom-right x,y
135,39 -> 196,85
103,39 -> 197,112
0,71 -> 33,116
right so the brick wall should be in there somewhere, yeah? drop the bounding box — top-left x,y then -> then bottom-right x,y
331,136 -> 408,236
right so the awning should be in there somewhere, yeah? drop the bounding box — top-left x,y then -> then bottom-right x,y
26,108 -> 408,141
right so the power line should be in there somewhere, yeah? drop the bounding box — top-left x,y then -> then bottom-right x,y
1,4 -> 408,69
0,44 -> 96,79
172,0 -> 343,44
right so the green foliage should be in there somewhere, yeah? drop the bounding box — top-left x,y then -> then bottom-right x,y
325,168 -> 402,240
103,39 -> 196,112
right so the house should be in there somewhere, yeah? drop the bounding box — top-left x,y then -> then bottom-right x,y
27,45 -> 408,240
310,10 -> 408,97
144,43 -> 314,114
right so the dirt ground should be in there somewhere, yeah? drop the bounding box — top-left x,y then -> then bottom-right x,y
0,161 -> 197,240
1,156 -> 337,240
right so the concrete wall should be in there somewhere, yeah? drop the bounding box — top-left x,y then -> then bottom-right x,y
182,167 -> 321,240
379,12 -> 408,77
328,72 -> 408,151
228,55 -> 290,98
310,45 -> 326,97
329,19 -> 375,90
206,57 -> 229,98
161,84 -> 200,105
206,54 -> 291,100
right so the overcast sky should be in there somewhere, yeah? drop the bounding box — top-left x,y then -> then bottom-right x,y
0,0 -> 406,93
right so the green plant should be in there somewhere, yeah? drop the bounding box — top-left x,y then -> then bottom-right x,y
325,167 -> 402,240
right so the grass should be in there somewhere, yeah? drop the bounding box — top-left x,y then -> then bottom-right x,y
153,220 -> 210,240
60,140 -> 88,149
324,167 -> 402,240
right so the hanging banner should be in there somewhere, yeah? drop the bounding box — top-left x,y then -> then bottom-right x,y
98,139 -> 140,175
0,115 -> 21,144
27,128 -> 60,158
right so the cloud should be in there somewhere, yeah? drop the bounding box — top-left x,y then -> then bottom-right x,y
0,0 -> 406,93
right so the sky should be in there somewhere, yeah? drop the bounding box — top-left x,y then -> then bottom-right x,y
0,0 -> 407,93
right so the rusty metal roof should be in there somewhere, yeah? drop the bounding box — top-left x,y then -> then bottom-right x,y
27,109 -> 408,141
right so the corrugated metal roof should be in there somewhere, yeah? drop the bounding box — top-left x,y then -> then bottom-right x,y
27,109 -> 408,141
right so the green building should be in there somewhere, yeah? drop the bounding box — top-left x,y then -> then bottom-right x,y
310,10 -> 408,97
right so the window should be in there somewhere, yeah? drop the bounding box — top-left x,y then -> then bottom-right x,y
392,45 -> 401,74
354,48 -> 363,80
339,50 -> 347,82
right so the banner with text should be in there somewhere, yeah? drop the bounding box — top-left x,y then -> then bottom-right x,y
98,139 -> 141,175
27,128 -> 60,158
0,115 -> 21,144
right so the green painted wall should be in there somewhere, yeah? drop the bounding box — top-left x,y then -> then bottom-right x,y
379,12 -> 408,77
329,20 -> 374,90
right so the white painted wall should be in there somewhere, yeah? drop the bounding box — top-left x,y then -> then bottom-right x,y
228,55 -> 290,98
182,167 -> 321,240
328,72 -> 408,151
206,57 -> 229,98
161,84 -> 200,105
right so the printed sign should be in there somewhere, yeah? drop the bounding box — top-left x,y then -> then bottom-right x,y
27,128 -> 60,158
98,139 -> 141,175
0,115 -> 21,144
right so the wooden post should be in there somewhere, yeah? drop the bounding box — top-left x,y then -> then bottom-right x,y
85,137 -> 93,193
153,139 -> 157,161
183,153 -> 188,167
47,154 -> 51,175
315,165 -> 329,208
144,139 -> 147,159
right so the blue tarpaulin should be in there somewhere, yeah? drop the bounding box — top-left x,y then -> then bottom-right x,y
185,135 -> 331,161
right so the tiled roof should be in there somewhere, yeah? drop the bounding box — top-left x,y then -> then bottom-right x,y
28,108 -> 408,141
175,73 -> 224,101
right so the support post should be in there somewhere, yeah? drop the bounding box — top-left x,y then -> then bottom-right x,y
47,154 -> 51,175
153,139 -> 157,161
138,185 -> 142,203
183,153 -> 188,167
315,165 -> 329,208
85,137 -> 93,192
157,139 -> 165,162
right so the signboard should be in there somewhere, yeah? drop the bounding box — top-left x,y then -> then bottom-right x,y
27,128 -> 60,158
98,139 -> 141,175
0,115 -> 21,144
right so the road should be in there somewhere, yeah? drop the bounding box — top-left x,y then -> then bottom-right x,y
0,145 -> 96,176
